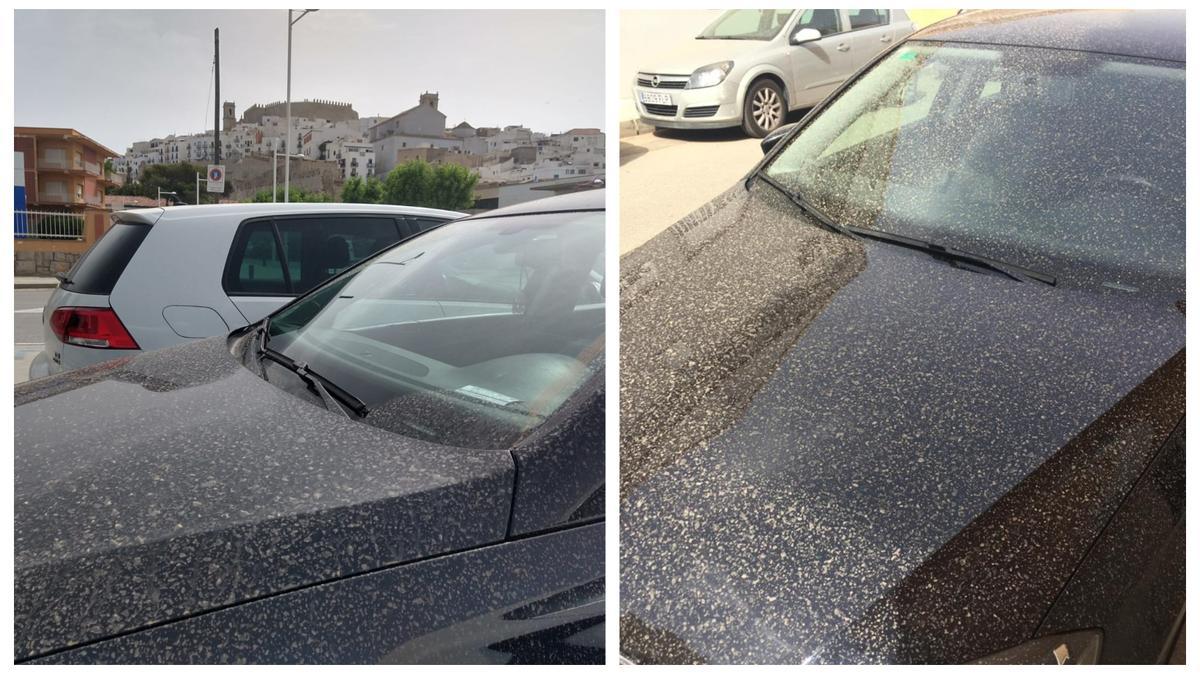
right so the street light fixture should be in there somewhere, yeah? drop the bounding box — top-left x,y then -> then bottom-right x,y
157,188 -> 180,206
273,151 -> 307,203
285,9 -> 318,204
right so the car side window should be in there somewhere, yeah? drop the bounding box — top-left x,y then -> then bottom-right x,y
225,216 -> 404,297
226,221 -> 288,295
797,9 -> 841,37
848,9 -> 889,30
409,217 -> 449,233
274,216 -> 404,294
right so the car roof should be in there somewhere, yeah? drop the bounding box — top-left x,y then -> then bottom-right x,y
114,202 -> 466,225
466,187 -> 605,220
912,9 -> 1184,63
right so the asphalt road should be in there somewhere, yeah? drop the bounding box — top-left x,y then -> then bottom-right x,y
15,288 -> 52,385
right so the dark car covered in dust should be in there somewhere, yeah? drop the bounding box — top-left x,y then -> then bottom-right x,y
16,191 -> 606,664
620,10 -> 1184,665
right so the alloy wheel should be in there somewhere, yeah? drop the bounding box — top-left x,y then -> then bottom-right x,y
752,87 -> 783,131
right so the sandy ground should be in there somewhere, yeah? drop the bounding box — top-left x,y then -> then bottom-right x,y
619,128 -> 763,254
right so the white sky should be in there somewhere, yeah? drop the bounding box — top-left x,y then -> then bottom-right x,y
15,9 -> 605,154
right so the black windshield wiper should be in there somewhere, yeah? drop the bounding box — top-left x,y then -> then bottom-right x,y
846,227 -> 1057,286
258,346 -> 367,418
755,173 -> 1055,286
757,172 -> 860,241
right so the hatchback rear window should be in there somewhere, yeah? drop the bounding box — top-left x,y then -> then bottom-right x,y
61,222 -> 152,295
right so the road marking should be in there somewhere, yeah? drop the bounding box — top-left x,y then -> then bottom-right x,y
15,307 -> 43,314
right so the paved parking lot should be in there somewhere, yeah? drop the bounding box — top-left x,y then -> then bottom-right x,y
15,287 -> 52,385
619,117 -> 808,255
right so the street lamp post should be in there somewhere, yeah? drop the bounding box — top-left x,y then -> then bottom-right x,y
157,188 -> 179,206
272,151 -> 307,203
285,9 -> 318,204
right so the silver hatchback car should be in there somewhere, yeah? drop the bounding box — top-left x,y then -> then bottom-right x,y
634,9 -> 916,137
31,202 -> 463,379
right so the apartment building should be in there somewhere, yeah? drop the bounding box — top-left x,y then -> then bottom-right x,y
14,127 -> 118,211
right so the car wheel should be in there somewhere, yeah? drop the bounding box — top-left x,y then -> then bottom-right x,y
742,79 -> 786,138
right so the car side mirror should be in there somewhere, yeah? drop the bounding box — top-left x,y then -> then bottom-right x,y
761,123 -> 796,154
791,28 -> 822,45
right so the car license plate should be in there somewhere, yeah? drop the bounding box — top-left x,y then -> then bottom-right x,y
639,91 -> 673,106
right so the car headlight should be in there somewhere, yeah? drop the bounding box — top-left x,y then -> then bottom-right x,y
686,61 -> 733,89
970,629 -> 1102,665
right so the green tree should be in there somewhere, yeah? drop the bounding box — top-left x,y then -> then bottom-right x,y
381,159 -> 477,209
362,175 -> 384,204
340,176 -> 365,202
428,163 -> 478,210
341,175 -> 386,204
383,159 -> 435,207
252,186 -> 331,203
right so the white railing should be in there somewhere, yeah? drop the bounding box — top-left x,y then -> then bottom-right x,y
14,210 -> 86,240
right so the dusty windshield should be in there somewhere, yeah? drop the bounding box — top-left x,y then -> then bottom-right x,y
764,41 -> 1184,293
699,9 -> 793,40
264,209 -> 605,449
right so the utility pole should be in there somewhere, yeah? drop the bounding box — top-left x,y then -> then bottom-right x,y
214,28 -> 221,165
285,9 -> 318,204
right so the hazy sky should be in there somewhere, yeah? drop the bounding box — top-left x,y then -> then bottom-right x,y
15,9 -> 605,154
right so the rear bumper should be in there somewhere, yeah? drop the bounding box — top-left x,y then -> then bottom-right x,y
28,351 -> 53,381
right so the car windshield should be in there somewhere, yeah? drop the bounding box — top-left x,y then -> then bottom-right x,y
699,9 -> 793,40
763,41 -> 1185,293
263,208 -> 605,449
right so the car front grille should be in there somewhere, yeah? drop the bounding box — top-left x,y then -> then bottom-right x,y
637,77 -> 687,90
683,105 -> 720,118
643,104 -> 678,117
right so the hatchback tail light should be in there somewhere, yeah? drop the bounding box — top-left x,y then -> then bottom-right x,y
49,307 -> 140,349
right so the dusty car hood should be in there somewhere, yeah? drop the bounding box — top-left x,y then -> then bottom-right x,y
15,336 -> 514,661
638,38 -> 766,75
619,183 -> 1184,663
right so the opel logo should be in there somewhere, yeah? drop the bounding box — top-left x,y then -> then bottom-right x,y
651,75 -> 661,88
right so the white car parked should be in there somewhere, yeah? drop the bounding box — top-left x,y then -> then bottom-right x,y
31,202 -> 464,379
634,9 -> 916,137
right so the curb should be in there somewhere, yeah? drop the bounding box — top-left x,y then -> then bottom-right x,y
15,280 -> 60,289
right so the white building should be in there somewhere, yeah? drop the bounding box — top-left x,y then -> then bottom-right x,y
370,92 -> 464,175
115,95 -> 607,200
326,138 -> 375,180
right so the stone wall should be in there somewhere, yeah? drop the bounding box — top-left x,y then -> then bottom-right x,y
15,250 -> 78,276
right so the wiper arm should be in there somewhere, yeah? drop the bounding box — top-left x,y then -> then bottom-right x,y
846,227 -> 1057,286
757,173 -> 860,241
259,346 -> 367,418
753,174 -> 1055,286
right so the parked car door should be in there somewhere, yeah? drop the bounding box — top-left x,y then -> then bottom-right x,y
837,9 -> 897,70
784,8 -> 849,108
223,214 -> 427,323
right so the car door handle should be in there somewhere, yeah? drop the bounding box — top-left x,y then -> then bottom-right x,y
836,43 -> 849,52
881,35 -> 892,43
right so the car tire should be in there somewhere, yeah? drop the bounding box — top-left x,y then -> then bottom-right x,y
742,79 -> 786,138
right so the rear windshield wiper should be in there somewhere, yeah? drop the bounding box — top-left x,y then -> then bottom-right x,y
256,334 -> 367,418
757,172 -> 860,241
846,227 -> 1057,286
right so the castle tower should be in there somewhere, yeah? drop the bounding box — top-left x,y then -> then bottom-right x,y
222,101 -> 236,132
419,92 -> 439,110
